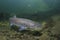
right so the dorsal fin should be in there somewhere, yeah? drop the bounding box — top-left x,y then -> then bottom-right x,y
13,15 -> 16,18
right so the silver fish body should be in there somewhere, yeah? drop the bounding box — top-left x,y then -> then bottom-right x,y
9,16 -> 42,30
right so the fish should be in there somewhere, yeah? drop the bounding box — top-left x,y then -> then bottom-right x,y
9,15 -> 42,31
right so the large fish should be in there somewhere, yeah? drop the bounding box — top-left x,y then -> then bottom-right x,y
9,15 -> 42,31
